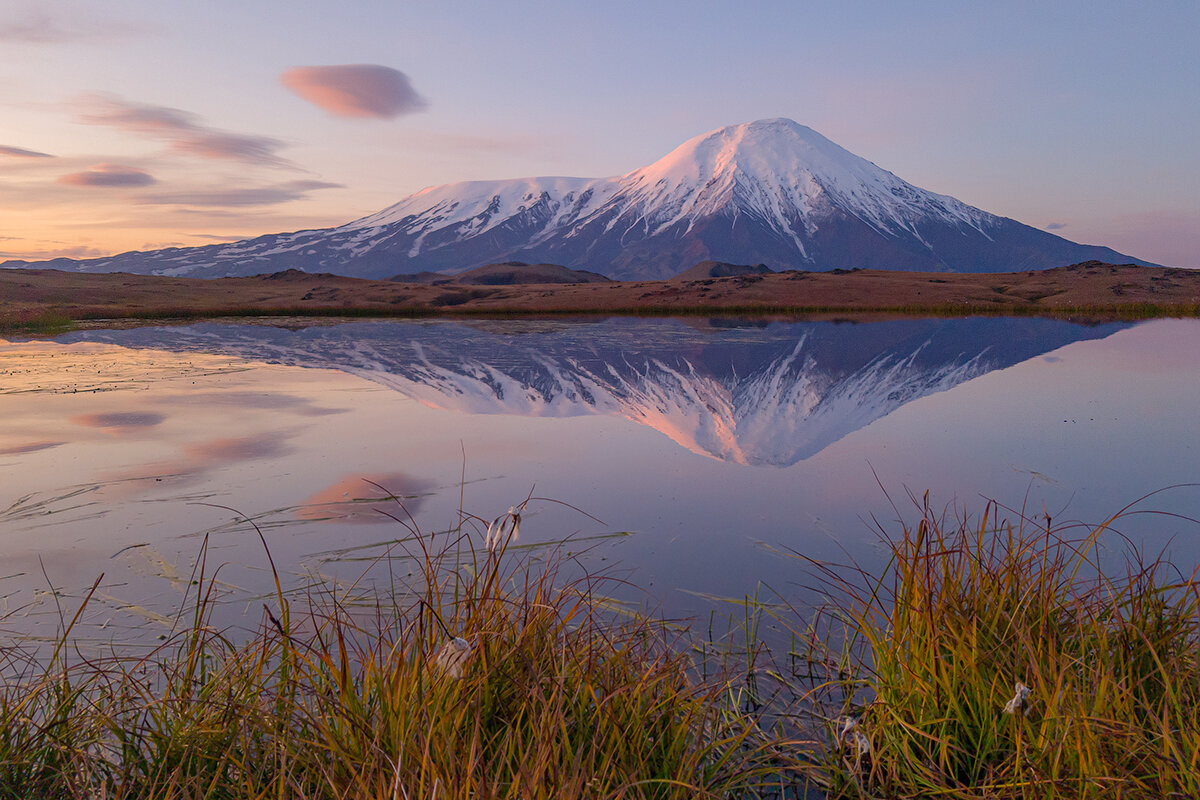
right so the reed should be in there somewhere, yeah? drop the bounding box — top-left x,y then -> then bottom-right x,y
6,489 -> 1199,798
0,505 -> 791,799
792,491 -> 1200,799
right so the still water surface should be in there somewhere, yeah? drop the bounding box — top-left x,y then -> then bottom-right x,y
2,316 -> 1198,643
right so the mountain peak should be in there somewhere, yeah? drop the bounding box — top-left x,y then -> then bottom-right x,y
626,117 -> 843,186
6,119 -> 1154,280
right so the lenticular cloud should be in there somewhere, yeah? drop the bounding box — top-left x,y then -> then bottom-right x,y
281,64 -> 428,119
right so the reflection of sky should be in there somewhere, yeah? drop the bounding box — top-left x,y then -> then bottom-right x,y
1,319 -> 1199,646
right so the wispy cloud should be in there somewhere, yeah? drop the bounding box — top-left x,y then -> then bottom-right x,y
58,163 -> 157,187
77,94 -> 293,167
0,11 -> 67,42
0,144 -> 54,158
281,64 -> 428,119
140,179 -> 341,207
0,7 -> 150,43
189,233 -> 252,242
0,244 -> 109,261
1045,222 -> 1068,230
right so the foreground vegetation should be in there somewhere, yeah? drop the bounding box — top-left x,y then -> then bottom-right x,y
3,491 -> 1200,798
0,508 -> 794,799
796,491 -> 1200,798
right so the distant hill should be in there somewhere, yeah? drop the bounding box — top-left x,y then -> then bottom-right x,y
394,262 -> 611,285
669,261 -> 775,282
2,118 -> 1156,280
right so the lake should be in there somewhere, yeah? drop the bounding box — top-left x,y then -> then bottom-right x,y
2,315 -> 1199,645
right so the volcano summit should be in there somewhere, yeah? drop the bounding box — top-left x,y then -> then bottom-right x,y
5,119 -> 1151,280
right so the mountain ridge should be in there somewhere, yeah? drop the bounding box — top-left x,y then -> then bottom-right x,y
2,119 -> 1154,279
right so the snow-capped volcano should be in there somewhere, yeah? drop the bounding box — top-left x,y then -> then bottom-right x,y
6,119 -> 1151,279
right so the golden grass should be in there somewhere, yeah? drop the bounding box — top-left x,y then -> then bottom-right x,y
5,489 -> 1200,798
0,505 -> 795,799
791,490 -> 1200,798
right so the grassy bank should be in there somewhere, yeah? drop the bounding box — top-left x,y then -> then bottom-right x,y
794,491 -> 1200,798
4,301 -> 1200,335
0,310 -> 74,334
3,493 -> 1199,798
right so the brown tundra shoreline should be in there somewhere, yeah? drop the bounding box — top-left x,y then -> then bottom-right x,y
1,261 -> 1197,331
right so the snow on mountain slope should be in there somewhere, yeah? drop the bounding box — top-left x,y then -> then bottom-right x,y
603,119 -> 988,247
5,119 -> 1152,279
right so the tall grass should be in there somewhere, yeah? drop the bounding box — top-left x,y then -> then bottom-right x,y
6,489 -> 1200,798
0,504 -> 792,799
793,492 -> 1200,799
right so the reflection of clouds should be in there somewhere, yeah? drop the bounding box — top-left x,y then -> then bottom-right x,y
297,471 -> 433,524
106,431 -> 294,486
72,411 -> 166,431
158,391 -> 345,417
0,440 -> 65,455
186,434 -> 290,463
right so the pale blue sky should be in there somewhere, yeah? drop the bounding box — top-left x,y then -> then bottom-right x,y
2,0 -> 1197,265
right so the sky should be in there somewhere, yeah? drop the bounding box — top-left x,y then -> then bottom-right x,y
1,0 -> 1197,267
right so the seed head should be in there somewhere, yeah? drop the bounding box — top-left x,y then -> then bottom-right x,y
485,506 -> 521,553
1003,681 -> 1031,715
433,636 -> 473,679
837,716 -> 870,755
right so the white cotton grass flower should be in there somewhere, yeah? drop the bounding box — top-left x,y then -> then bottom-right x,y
484,506 -> 521,553
432,636 -> 473,679
837,716 -> 870,756
1003,681 -> 1031,715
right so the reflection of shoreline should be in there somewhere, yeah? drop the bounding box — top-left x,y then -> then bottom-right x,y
61,317 -> 1129,467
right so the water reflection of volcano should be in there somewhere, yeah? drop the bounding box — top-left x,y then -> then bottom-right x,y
62,317 -> 1128,467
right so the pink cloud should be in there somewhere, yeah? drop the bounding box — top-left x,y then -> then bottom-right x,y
77,94 -> 292,167
281,64 -> 427,119
58,163 -> 156,187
